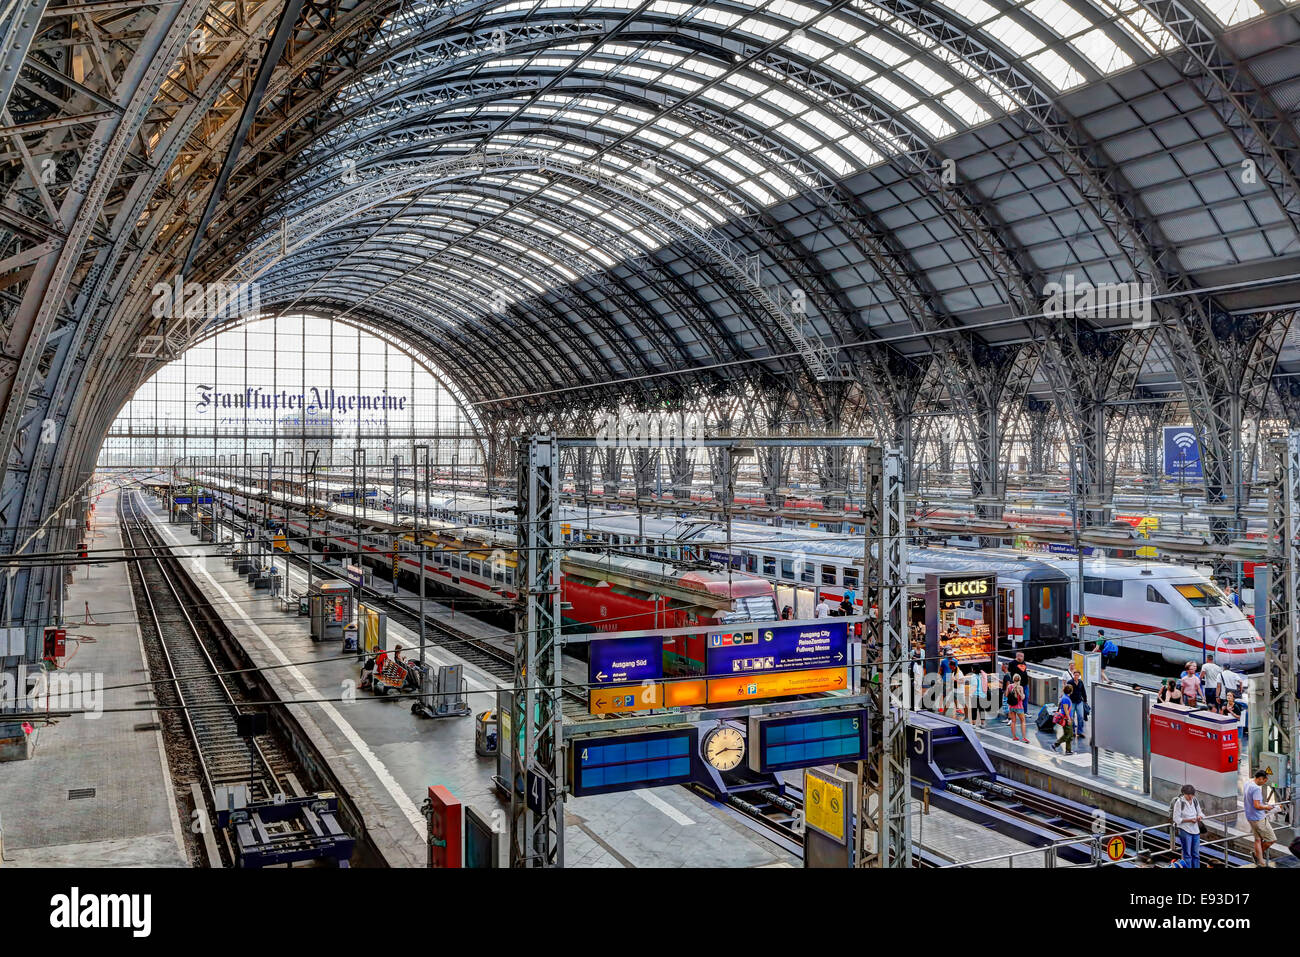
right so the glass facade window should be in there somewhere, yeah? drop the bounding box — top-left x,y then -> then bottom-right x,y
99,315 -> 483,470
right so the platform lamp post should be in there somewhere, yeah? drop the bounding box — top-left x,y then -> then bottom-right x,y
305,450 -> 318,598
1068,444 -> 1085,652
391,454 -> 400,595
412,443 -> 430,671
282,452 -> 293,596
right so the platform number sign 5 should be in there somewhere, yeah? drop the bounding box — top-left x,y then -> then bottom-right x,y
913,728 -> 926,756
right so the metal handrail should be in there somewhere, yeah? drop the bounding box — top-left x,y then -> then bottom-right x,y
940,807 -> 1249,868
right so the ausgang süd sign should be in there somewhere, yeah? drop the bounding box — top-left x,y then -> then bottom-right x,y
938,574 -> 995,601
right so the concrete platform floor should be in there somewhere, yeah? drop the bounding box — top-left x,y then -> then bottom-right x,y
0,489 -> 188,867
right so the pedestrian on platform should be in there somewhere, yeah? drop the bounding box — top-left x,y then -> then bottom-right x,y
1201,657 -> 1224,708
1245,768 -> 1281,867
950,658 -> 965,717
1051,683 -> 1075,754
1227,583 -> 1241,607
975,669 -> 993,726
1010,651 -> 1031,707
780,605 -> 793,620
988,666 -> 1003,724
1007,674 -> 1027,741
815,596 -> 832,618
1069,667 -> 1089,742
1180,663 -> 1203,707
1172,784 -> 1204,868
1157,679 -> 1174,703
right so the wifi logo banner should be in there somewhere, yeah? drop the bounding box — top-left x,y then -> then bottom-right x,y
1162,426 -> 1203,478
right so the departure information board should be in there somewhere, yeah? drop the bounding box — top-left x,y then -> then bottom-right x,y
748,709 -> 869,773
569,727 -> 699,797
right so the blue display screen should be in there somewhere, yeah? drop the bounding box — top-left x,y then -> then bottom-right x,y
571,728 -> 698,796
756,710 -> 868,772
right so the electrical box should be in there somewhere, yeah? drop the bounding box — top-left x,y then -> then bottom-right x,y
424,785 -> 462,868
42,627 -> 66,667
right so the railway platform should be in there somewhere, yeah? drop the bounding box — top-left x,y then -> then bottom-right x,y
0,490 -> 187,866
138,495 -> 797,868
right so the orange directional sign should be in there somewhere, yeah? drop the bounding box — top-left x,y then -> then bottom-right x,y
663,679 -> 707,708
1107,836 -> 1126,861
589,683 -> 663,714
707,666 -> 848,704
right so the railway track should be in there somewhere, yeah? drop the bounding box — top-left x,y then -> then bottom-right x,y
120,491 -> 305,863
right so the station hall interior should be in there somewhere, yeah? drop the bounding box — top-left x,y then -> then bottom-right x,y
1,0 -> 1299,875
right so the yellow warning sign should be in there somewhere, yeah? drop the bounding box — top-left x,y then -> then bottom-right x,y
1078,615 -> 1090,628
1107,836 -> 1126,861
804,768 -> 847,843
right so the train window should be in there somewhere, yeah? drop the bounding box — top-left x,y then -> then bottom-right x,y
470,561 -> 480,576
763,556 -> 776,577
843,569 -> 858,591
1083,576 -> 1123,598
745,554 -> 757,573
780,559 -> 794,581
821,564 -> 837,586
1173,583 -> 1227,608
800,562 -> 813,584
1146,585 -> 1169,604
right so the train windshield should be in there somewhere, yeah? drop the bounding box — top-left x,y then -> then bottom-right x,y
1173,583 -> 1229,608
720,595 -> 778,623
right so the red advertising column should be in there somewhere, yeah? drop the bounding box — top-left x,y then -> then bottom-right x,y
426,785 -> 462,868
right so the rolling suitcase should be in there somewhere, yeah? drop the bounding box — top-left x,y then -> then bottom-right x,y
1035,706 -> 1055,734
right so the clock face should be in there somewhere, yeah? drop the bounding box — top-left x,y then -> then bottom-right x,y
702,725 -> 746,771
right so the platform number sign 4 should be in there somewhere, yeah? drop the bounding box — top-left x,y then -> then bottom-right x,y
526,770 -> 554,815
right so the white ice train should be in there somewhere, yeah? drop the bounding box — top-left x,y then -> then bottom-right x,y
1039,556 -> 1264,669
204,480 -> 1265,670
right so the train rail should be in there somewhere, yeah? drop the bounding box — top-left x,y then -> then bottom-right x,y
122,491 -> 290,804
120,490 -> 357,868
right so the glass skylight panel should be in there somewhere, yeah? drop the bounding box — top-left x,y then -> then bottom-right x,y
646,0 -> 693,16
867,75 -> 917,109
778,122 -> 822,152
898,59 -> 950,94
817,16 -> 866,43
658,74 -> 703,93
941,88 -> 990,125
1023,0 -> 1092,36
823,51 -> 874,83
757,169 -> 798,198
856,34 -> 909,68
736,102 -> 783,128
1070,28 -> 1133,74
736,179 -> 778,205
1199,0 -> 1263,23
1027,47 -> 1085,89
935,0 -> 999,23
769,0 -> 821,21
906,104 -> 955,139
691,7 -> 741,27
700,88 -> 744,111
982,16 -> 1046,57
786,33 -> 836,62
812,145 -> 854,176
738,17 -> 788,42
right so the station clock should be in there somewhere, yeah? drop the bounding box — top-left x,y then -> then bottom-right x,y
701,724 -> 746,771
